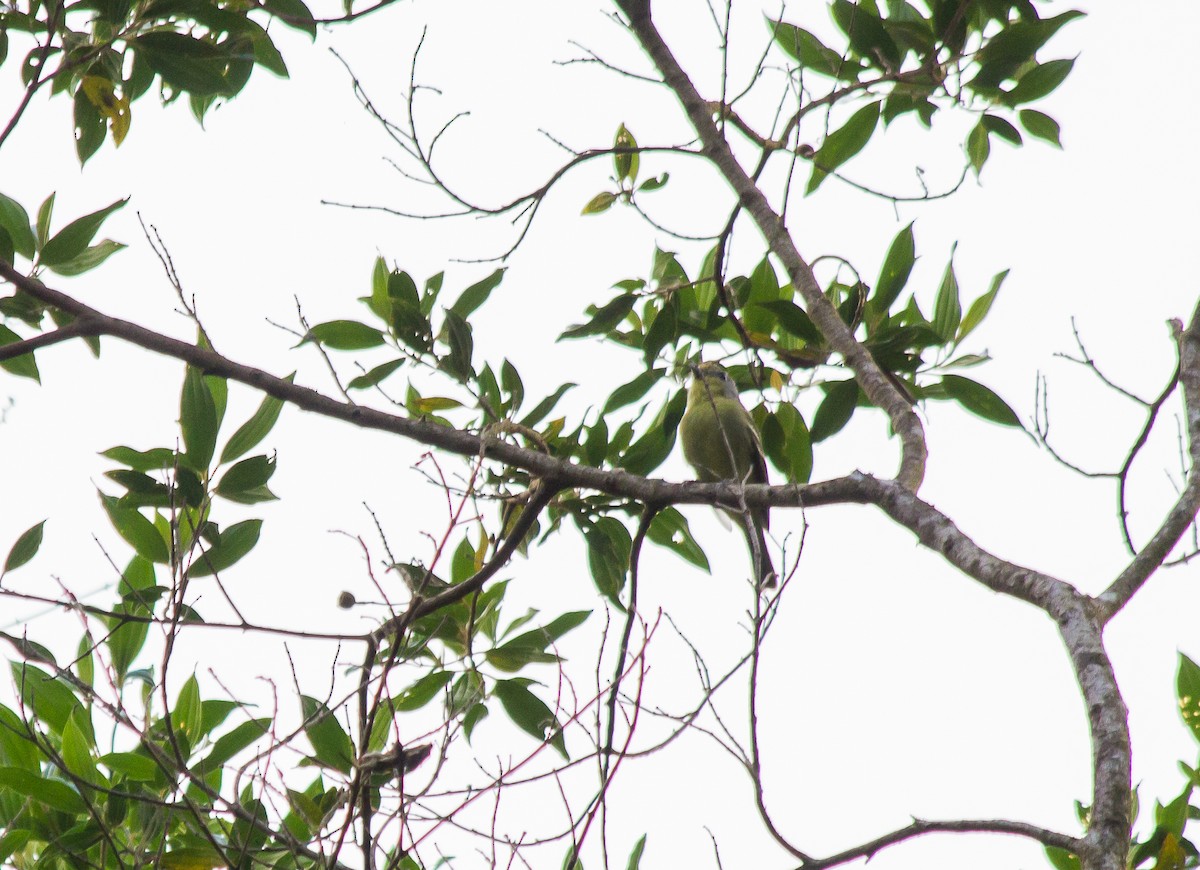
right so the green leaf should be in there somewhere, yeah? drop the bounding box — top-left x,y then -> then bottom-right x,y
872,222 -> 915,314
806,101 -> 880,194
492,679 -> 567,758
447,670 -> 486,720
188,519 -> 262,576
35,193 -> 54,249
62,710 -> 102,785
181,366 -> 219,472
10,663 -> 86,735
260,0 -> 316,37
196,717 -> 271,774
0,703 -> 40,769
609,369 -> 667,415
173,674 -> 204,742
102,445 -> 176,471
981,114 -> 1021,146
73,86 -> 106,165
46,239 -> 125,276
626,834 -> 647,870
1044,846 -> 1081,870
393,671 -> 454,712
39,198 -> 127,267
957,269 -> 1007,343
971,12 -> 1083,89
1019,109 -> 1062,147
810,379 -> 859,442
932,256 -> 961,342
586,517 -> 631,603
1003,58 -> 1076,107
940,375 -> 1022,427
100,751 -> 160,782
0,766 -> 86,814
500,359 -> 524,412
215,455 -> 277,504
4,520 -> 45,573
300,696 -> 353,774
582,192 -> 617,215
831,0 -> 901,69
305,320 -> 386,350
440,310 -> 474,381
489,611 -> 590,671
637,173 -> 668,192
0,830 -> 30,865
768,17 -> 851,78
100,494 -> 169,563
560,294 -> 638,339
762,401 -> 813,484
1178,653 -> 1200,743
132,32 -> 236,96
647,508 -> 709,571
758,300 -> 822,343
106,611 -> 149,686
619,389 -> 686,476
519,383 -> 576,428
219,378 -> 290,463
0,192 -> 35,258
449,268 -> 505,319
0,324 -> 39,382
74,634 -> 93,687
348,358 -> 404,391
614,123 -> 638,184
966,121 -> 989,176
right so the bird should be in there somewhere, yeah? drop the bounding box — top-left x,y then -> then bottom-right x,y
678,361 -> 776,588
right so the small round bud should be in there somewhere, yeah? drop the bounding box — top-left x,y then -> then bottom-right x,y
337,591 -> 356,609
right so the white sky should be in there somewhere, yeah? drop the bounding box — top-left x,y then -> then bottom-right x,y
2,1 -> 1200,868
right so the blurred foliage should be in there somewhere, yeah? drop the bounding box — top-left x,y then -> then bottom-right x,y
0,0 -> 317,162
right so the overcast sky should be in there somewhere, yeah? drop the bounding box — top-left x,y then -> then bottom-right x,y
3,2 -> 1200,868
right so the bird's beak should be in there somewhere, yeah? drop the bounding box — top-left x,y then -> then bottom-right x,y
686,362 -> 701,377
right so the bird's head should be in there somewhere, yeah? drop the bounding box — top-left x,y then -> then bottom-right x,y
688,361 -> 738,401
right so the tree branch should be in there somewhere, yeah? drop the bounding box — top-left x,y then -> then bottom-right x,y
0,318 -> 98,360
804,817 -> 1081,869
1097,301 -> 1200,620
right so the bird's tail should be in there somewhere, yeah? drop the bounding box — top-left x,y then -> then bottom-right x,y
741,515 -> 776,590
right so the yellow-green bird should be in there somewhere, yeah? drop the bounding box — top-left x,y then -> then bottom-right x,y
679,361 -> 776,588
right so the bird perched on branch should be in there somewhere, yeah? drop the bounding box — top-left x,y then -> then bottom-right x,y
679,361 -> 776,589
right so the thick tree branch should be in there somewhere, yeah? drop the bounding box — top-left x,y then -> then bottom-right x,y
613,0 -> 927,491
1097,301 -> 1200,620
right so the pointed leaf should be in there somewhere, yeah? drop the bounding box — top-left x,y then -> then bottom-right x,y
493,679 -> 567,758
300,696 -> 353,773
4,520 -> 45,573
810,379 -> 859,442
188,519 -> 262,576
872,222 -> 915,313
940,375 -> 1022,427
449,268 -> 505,319
807,102 -> 880,194
39,198 -> 127,267
219,378 -> 291,463
180,365 -> 218,472
0,192 -> 35,258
